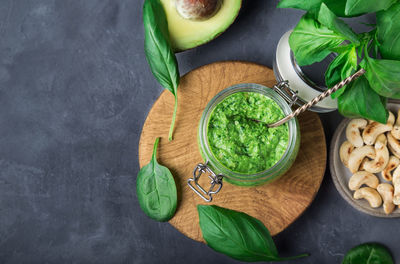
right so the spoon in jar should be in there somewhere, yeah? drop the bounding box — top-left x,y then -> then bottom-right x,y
263,69 -> 366,128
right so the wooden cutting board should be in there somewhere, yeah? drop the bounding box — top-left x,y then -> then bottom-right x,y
139,61 -> 326,241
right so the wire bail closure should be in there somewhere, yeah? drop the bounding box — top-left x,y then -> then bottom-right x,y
188,162 -> 223,202
272,81 -> 298,107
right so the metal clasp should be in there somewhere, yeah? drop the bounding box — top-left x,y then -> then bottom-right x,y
273,81 -> 298,107
187,162 -> 223,202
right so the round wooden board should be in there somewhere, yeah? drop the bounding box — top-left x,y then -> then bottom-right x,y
139,61 -> 326,241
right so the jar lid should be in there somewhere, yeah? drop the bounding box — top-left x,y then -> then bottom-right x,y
274,30 -> 337,112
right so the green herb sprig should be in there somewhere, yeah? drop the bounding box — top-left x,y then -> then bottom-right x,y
279,0 -> 400,124
198,205 -> 308,262
136,138 -> 177,222
342,243 -> 394,264
143,0 -> 180,141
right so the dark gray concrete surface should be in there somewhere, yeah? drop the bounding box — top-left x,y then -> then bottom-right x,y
0,0 -> 399,263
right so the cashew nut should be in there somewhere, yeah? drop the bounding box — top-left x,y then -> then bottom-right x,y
353,187 -> 383,208
363,134 -> 389,173
348,145 -> 376,173
362,118 -> 393,145
391,110 -> 400,140
393,166 -> 400,205
359,158 -> 368,171
348,171 -> 379,191
377,183 -> 396,215
339,141 -> 354,168
346,119 -> 367,147
387,132 -> 400,159
381,155 -> 400,181
376,133 -> 388,145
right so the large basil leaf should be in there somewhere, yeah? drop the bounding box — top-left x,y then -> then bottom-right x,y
377,2 -> 400,60
342,243 -> 394,264
338,75 -> 388,124
318,3 -> 359,44
361,57 -> 400,98
136,138 -> 177,222
277,0 -> 348,17
143,0 -> 180,141
277,0 -> 323,14
325,45 -> 357,98
289,13 -> 345,66
345,0 -> 397,16
198,205 -> 308,262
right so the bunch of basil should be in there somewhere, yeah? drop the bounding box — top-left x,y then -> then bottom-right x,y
278,0 -> 400,124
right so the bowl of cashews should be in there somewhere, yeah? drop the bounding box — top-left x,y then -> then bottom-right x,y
330,102 -> 400,217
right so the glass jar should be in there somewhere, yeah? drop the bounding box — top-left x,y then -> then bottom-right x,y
273,30 -> 337,112
191,83 -> 299,198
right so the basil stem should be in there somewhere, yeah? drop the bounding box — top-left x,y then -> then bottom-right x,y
143,0 -> 180,141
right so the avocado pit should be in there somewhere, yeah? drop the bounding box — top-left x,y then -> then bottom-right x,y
175,0 -> 222,20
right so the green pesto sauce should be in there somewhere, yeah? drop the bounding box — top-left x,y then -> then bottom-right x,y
207,92 -> 289,174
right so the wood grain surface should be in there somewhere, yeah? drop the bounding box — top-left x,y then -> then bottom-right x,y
139,61 -> 326,241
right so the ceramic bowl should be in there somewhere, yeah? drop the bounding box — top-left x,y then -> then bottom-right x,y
330,102 -> 400,218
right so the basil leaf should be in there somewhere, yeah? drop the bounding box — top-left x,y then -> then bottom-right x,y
323,0 -> 349,17
143,0 -> 180,141
342,243 -> 394,264
277,0 -> 348,17
345,0 -> 397,16
136,138 -> 177,222
289,13 -> 345,66
377,2 -> 400,60
326,45 -> 357,98
198,205 -> 308,262
277,0 -> 322,13
361,57 -> 400,98
318,3 -> 359,44
330,44 -> 355,53
338,75 -> 388,124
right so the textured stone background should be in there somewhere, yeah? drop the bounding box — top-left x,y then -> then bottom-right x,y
0,0 -> 399,263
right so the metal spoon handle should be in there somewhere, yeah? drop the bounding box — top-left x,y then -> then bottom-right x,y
268,68 -> 366,128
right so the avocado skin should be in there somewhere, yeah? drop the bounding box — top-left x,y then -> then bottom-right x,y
160,0 -> 242,52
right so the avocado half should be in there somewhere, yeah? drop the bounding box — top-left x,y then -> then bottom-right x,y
160,0 -> 242,51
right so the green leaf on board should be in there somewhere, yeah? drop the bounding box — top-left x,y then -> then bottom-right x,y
198,205 -> 308,262
136,138 -> 177,222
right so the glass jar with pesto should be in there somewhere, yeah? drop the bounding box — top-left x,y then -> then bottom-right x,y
189,83 -> 300,201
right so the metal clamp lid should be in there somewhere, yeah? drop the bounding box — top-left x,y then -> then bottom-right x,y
187,162 -> 223,202
273,81 -> 299,107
